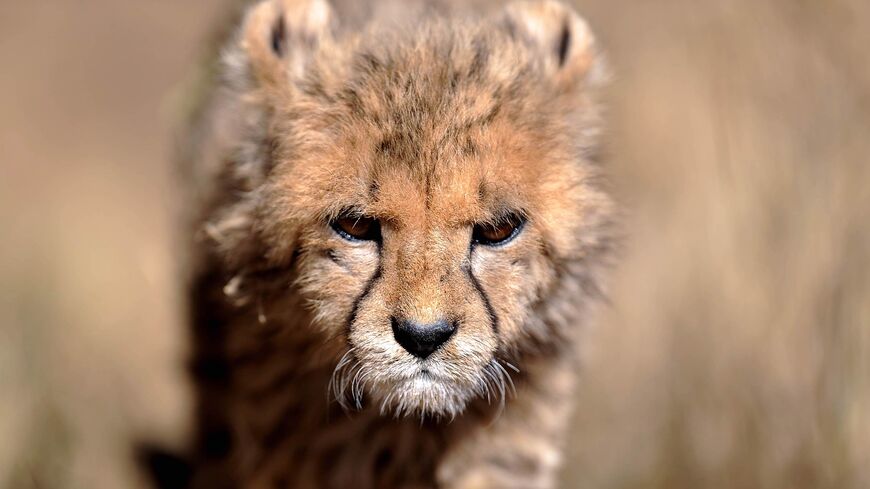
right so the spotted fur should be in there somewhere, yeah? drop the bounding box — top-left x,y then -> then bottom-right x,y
175,0 -> 614,487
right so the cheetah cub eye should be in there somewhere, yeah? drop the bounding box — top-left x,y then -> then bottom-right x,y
472,213 -> 526,246
331,214 -> 381,242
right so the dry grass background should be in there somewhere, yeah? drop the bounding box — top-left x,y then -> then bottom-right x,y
1,1 -> 868,488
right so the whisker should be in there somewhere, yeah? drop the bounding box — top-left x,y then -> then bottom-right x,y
328,348 -> 358,409
351,365 -> 367,409
493,359 -> 517,398
502,360 -> 521,374
481,361 -> 506,423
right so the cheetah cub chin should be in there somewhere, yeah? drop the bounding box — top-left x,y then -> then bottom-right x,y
176,0 -> 614,487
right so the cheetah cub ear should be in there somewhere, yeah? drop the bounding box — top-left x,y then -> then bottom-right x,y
240,0 -> 335,90
501,0 -> 605,90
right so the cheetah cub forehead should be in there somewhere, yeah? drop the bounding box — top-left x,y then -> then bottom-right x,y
227,0 -> 610,417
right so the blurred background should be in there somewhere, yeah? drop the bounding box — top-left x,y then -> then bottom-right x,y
1,0 -> 867,488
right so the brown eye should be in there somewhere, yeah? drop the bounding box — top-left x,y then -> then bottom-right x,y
472,214 -> 526,246
331,214 -> 381,242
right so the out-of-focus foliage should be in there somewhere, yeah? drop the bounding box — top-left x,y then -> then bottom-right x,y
1,1 -> 867,488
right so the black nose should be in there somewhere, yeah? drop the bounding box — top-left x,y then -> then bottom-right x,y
391,317 -> 457,359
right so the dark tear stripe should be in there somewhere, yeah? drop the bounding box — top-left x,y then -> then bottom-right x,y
345,248 -> 383,339
465,262 -> 500,339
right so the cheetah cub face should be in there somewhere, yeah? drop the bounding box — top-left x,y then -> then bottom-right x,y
232,0 -> 609,417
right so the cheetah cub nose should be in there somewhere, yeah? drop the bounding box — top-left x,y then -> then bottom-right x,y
391,317 -> 457,359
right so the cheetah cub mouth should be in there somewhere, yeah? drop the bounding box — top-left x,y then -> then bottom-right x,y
213,0 -> 611,419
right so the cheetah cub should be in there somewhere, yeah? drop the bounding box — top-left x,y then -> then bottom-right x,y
175,0 -> 614,487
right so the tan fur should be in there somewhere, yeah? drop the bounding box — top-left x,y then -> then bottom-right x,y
177,0 -> 615,487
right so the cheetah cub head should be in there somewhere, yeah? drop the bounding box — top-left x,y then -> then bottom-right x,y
219,0 -> 612,417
